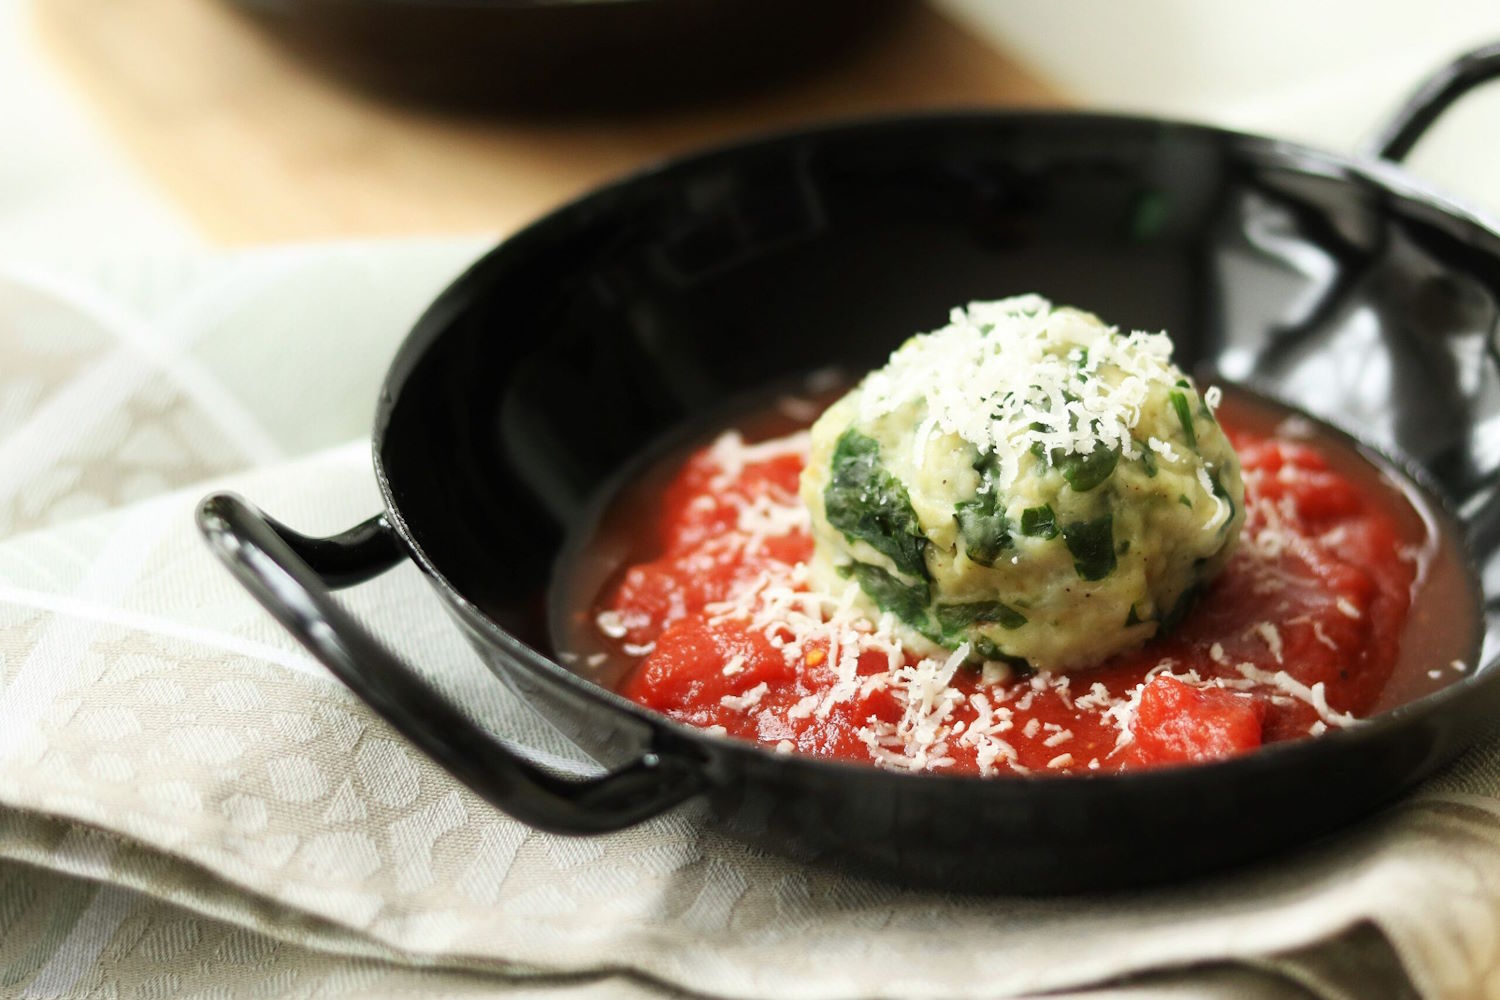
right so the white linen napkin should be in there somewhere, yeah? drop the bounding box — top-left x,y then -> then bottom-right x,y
2,240 -> 1499,1000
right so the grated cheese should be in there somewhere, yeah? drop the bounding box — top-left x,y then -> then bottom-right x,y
704,429 -> 812,490
1252,622 -> 1283,664
980,661 -> 1012,685
851,296 -> 1208,490
1148,436 -> 1181,463
1311,621 -> 1338,650
1197,465 -> 1230,531
1074,682 -> 1113,711
1232,662 -> 1356,728
720,682 -> 769,712
595,610 -> 630,639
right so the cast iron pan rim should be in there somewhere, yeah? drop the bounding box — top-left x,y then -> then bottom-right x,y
372,106 -> 1500,790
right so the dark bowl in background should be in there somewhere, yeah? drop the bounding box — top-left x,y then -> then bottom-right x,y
223,0 -> 910,110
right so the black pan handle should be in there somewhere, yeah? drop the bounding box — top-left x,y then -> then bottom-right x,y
196,492 -> 705,834
1364,41 -> 1500,162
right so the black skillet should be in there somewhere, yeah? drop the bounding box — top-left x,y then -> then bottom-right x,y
199,46 -> 1500,893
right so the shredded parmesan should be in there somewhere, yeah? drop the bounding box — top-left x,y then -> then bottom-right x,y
1074,682 -> 1113,711
1233,662 -> 1356,728
1312,621 -> 1338,650
705,429 -> 811,490
1148,436 -> 1181,463
1197,465 -> 1230,531
1252,622 -> 1284,663
851,296 -> 1201,490
955,692 -> 1017,776
595,610 -> 630,639
720,682 -> 769,712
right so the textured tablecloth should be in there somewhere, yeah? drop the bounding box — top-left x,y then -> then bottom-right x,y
3,238 -> 1500,1000
12,0 -> 1500,993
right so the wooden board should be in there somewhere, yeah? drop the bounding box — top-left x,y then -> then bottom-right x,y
31,0 -> 1062,245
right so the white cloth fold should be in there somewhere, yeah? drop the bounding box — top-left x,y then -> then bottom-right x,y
0,241 -> 1499,999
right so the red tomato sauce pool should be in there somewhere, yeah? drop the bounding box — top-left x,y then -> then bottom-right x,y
571,392 -> 1473,776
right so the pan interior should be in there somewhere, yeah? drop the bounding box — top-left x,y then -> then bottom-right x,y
374,114 -> 1500,694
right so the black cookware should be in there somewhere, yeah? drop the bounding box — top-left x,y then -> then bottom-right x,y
223,0 -> 907,110
200,46 -> 1500,892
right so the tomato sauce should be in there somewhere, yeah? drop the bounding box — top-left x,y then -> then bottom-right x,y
571,393 -> 1473,776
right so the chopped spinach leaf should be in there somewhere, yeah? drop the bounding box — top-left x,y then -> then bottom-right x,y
1178,494 -> 1193,508
1053,443 -> 1119,492
1160,583 -> 1202,630
971,637 -> 1033,672
824,429 -> 929,580
1140,447 -> 1157,477
954,449 -> 1012,565
840,562 -> 930,628
1020,504 -> 1058,539
1170,389 -> 1197,449
936,601 -> 1028,633
1062,515 -> 1116,581
955,501 -> 1012,565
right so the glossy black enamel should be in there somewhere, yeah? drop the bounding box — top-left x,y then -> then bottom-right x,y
196,493 -> 707,832
202,48 -> 1500,892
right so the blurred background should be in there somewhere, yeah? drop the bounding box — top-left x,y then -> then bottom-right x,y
7,0 -> 1500,267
